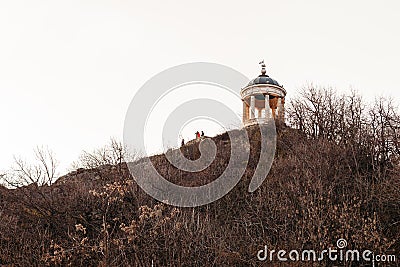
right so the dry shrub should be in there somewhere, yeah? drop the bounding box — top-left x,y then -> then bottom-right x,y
0,87 -> 399,266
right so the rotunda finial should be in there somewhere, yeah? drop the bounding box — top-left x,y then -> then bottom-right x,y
259,60 -> 266,75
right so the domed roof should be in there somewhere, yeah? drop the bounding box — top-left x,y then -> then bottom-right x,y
246,61 -> 284,88
247,75 -> 282,87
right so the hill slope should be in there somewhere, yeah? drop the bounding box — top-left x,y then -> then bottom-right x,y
0,124 -> 399,266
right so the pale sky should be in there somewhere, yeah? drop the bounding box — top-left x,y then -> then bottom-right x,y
1,0 -> 399,174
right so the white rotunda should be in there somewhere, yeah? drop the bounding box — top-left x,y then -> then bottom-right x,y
241,62 -> 286,126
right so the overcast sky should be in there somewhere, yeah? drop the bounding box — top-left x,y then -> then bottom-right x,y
1,0 -> 399,174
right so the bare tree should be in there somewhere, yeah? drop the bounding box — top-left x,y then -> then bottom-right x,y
1,146 -> 62,225
4,146 -> 58,187
72,138 -> 139,172
287,85 -> 399,176
367,97 -> 400,174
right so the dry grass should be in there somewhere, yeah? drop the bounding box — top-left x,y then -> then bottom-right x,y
0,88 -> 399,266
0,124 -> 398,266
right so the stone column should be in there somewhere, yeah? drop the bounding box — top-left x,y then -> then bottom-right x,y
242,100 -> 247,123
264,94 -> 271,119
250,95 -> 255,119
278,97 -> 285,121
246,104 -> 249,122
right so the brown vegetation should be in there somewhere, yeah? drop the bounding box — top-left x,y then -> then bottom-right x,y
0,87 -> 399,266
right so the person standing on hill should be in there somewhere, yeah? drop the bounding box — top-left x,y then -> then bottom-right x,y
201,131 -> 204,137
195,131 -> 200,139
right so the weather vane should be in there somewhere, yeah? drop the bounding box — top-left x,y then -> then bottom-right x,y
259,60 -> 266,75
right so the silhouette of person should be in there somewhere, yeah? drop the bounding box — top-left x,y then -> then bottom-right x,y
201,131 -> 204,137
195,131 -> 200,139
181,139 -> 185,146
